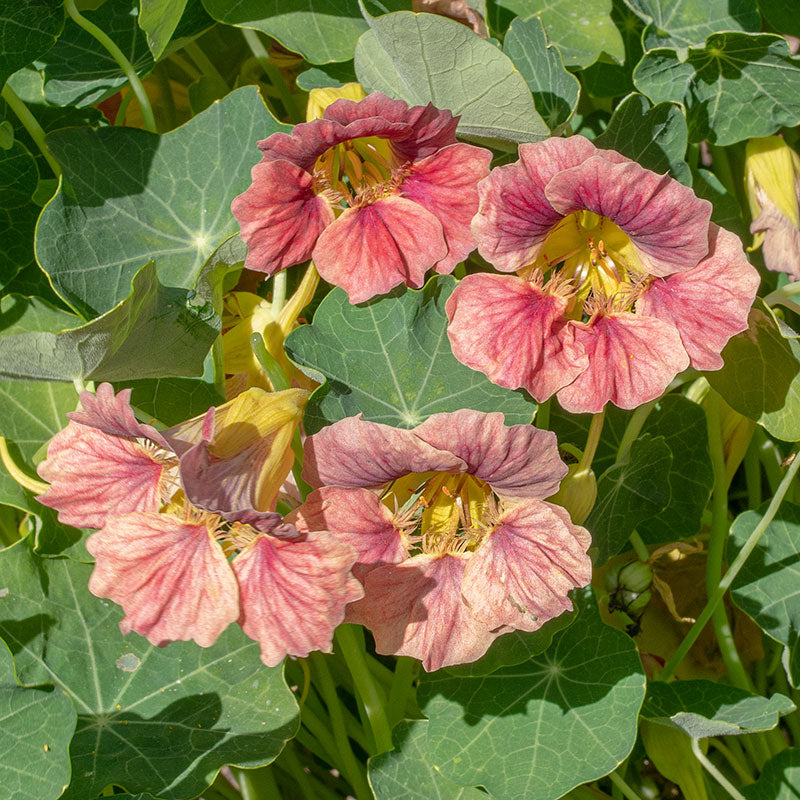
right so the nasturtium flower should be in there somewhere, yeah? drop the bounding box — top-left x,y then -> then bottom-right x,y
745,135 -> 800,279
447,136 -> 760,413
36,383 -> 362,665
231,92 -> 492,303
293,410 -> 591,671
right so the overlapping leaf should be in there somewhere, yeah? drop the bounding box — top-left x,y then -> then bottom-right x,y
0,0 -> 63,89
743,749 -> 800,800
285,276 -> 535,434
0,542 -> 298,799
36,86 -> 285,317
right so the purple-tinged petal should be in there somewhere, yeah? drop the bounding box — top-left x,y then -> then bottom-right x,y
446,273 -> 587,401
289,487 -> 410,580
232,532 -> 363,666
543,156 -> 712,277
637,225 -> 760,371
398,143 -> 491,274
231,159 -> 334,276
752,204 -> 800,280
413,409 -> 568,500
302,415 -> 464,490
471,136 -> 600,272
37,423 -> 164,529
462,500 -> 591,631
350,554 -> 499,671
556,314 -> 690,413
86,512 -> 239,648
312,196 -> 448,303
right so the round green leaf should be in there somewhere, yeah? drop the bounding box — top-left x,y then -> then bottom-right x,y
354,11 -> 548,147
0,542 -> 298,800
0,0 -> 63,90
416,597 -> 645,800
285,275 -> 535,433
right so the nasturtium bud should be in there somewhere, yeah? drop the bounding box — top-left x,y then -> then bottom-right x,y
547,462 -> 597,525
618,560 -> 654,594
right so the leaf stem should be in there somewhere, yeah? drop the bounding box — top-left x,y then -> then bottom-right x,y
184,40 -> 229,89
659,442 -> 800,681
0,84 -> 61,176
241,28 -> 303,121
690,738 -> 747,800
233,766 -> 281,800
744,435 -> 762,509
579,409 -> 605,472
251,332 -> 290,391
0,438 -> 49,495
708,738 -> 754,784
272,271 -> 287,314
388,656 -> 417,726
616,400 -> 656,463
63,0 -> 157,133
535,397 -> 551,430
114,89 -> 135,125
607,771 -> 643,800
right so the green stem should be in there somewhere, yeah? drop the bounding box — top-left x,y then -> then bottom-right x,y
388,656 -> 417,726
606,771 -> 642,800
757,429 -> 784,493
705,391 -> 753,691
0,84 -> 61,175
335,625 -> 394,754
64,0 -> 156,133
723,735 -> 755,776
272,271 -> 287,314
691,738 -> 747,800
250,332 -> 290,391
744,435 -> 762,509
184,40 -> 229,89
579,410 -> 605,472
241,28 -> 303,122
660,444 -> 800,681
212,773 -> 242,800
772,664 -> 800,747
629,531 -> 650,563
233,766 -> 281,800
279,745 -> 320,800
536,398 -> 551,430
114,89 -> 135,125
168,52 -> 202,81
616,400 -> 656,463
155,66 -> 176,130
308,652 -> 372,800
708,739 -> 754,784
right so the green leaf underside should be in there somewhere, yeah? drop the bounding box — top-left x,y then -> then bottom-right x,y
729,501 -> 800,647
37,0 -> 154,108
0,0 -> 63,89
285,275 -> 535,434
707,300 -> 800,442
594,92 -> 691,185
622,0 -> 759,51
139,0 -> 190,59
0,261 -> 219,382
414,598 -> 645,800
0,542 -> 298,800
742,749 -> 800,800
490,0 -> 624,67
369,720 -> 488,800
0,641 -> 76,800
634,32 -> 800,145
36,86 -> 286,318
354,11 -> 549,147
642,680 -> 794,738
503,16 -> 580,131
586,434 -> 673,564
296,62 -> 358,91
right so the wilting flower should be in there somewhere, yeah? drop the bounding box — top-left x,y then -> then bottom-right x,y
745,135 -> 800,280
36,383 -> 362,665
231,92 -> 491,303
292,410 -> 591,671
447,136 -> 760,413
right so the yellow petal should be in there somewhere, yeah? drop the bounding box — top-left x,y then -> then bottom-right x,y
745,135 -> 800,229
306,83 -> 366,121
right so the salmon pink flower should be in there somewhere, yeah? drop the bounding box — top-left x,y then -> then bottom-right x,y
231,92 -> 491,303
447,136 -> 760,413
294,410 -> 592,671
36,383 -> 362,665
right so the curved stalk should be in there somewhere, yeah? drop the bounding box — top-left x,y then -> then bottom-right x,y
1,84 -> 61,176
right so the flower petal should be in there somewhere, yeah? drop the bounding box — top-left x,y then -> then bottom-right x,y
555,313 -> 690,413
752,203 -> 800,279
398,143 -> 491,273
231,159 -> 334,275
86,512 -> 239,647
302,415 -> 464,489
232,532 -> 363,666
413,409 -> 568,500
289,487 -> 409,580
351,554 -> 499,671
446,272 -> 587,401
471,136 -> 600,271
637,224 -> 760,371
462,500 -> 591,631
543,156 -> 712,277
312,196 -> 448,303
37,423 -> 164,529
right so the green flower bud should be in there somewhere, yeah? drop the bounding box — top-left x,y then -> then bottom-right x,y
626,588 -> 651,613
618,560 -> 653,593
547,463 -> 597,525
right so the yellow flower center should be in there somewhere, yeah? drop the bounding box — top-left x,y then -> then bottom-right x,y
312,136 -> 410,210
528,210 -> 649,318
382,471 -> 498,555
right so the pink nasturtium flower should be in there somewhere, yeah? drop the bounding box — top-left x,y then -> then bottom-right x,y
446,136 -> 761,413
36,383 -> 362,666
292,410 -> 592,671
231,93 -> 491,303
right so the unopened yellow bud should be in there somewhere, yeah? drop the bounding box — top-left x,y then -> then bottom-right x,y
306,83 -> 366,122
547,462 -> 597,525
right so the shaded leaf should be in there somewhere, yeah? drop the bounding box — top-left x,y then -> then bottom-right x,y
502,16 -> 579,132
642,680 -> 794,738
354,11 -> 548,147
118,376 -> 224,427
634,32 -> 800,145
594,92 -> 690,185
0,542 -> 298,800
0,641 -> 76,800
0,141 -> 39,290
743,749 -> 800,800
0,0 -> 63,90
285,276 -> 535,434
759,0 -> 800,39
296,62 -> 358,91
37,86 -> 285,318
691,166 -> 750,240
